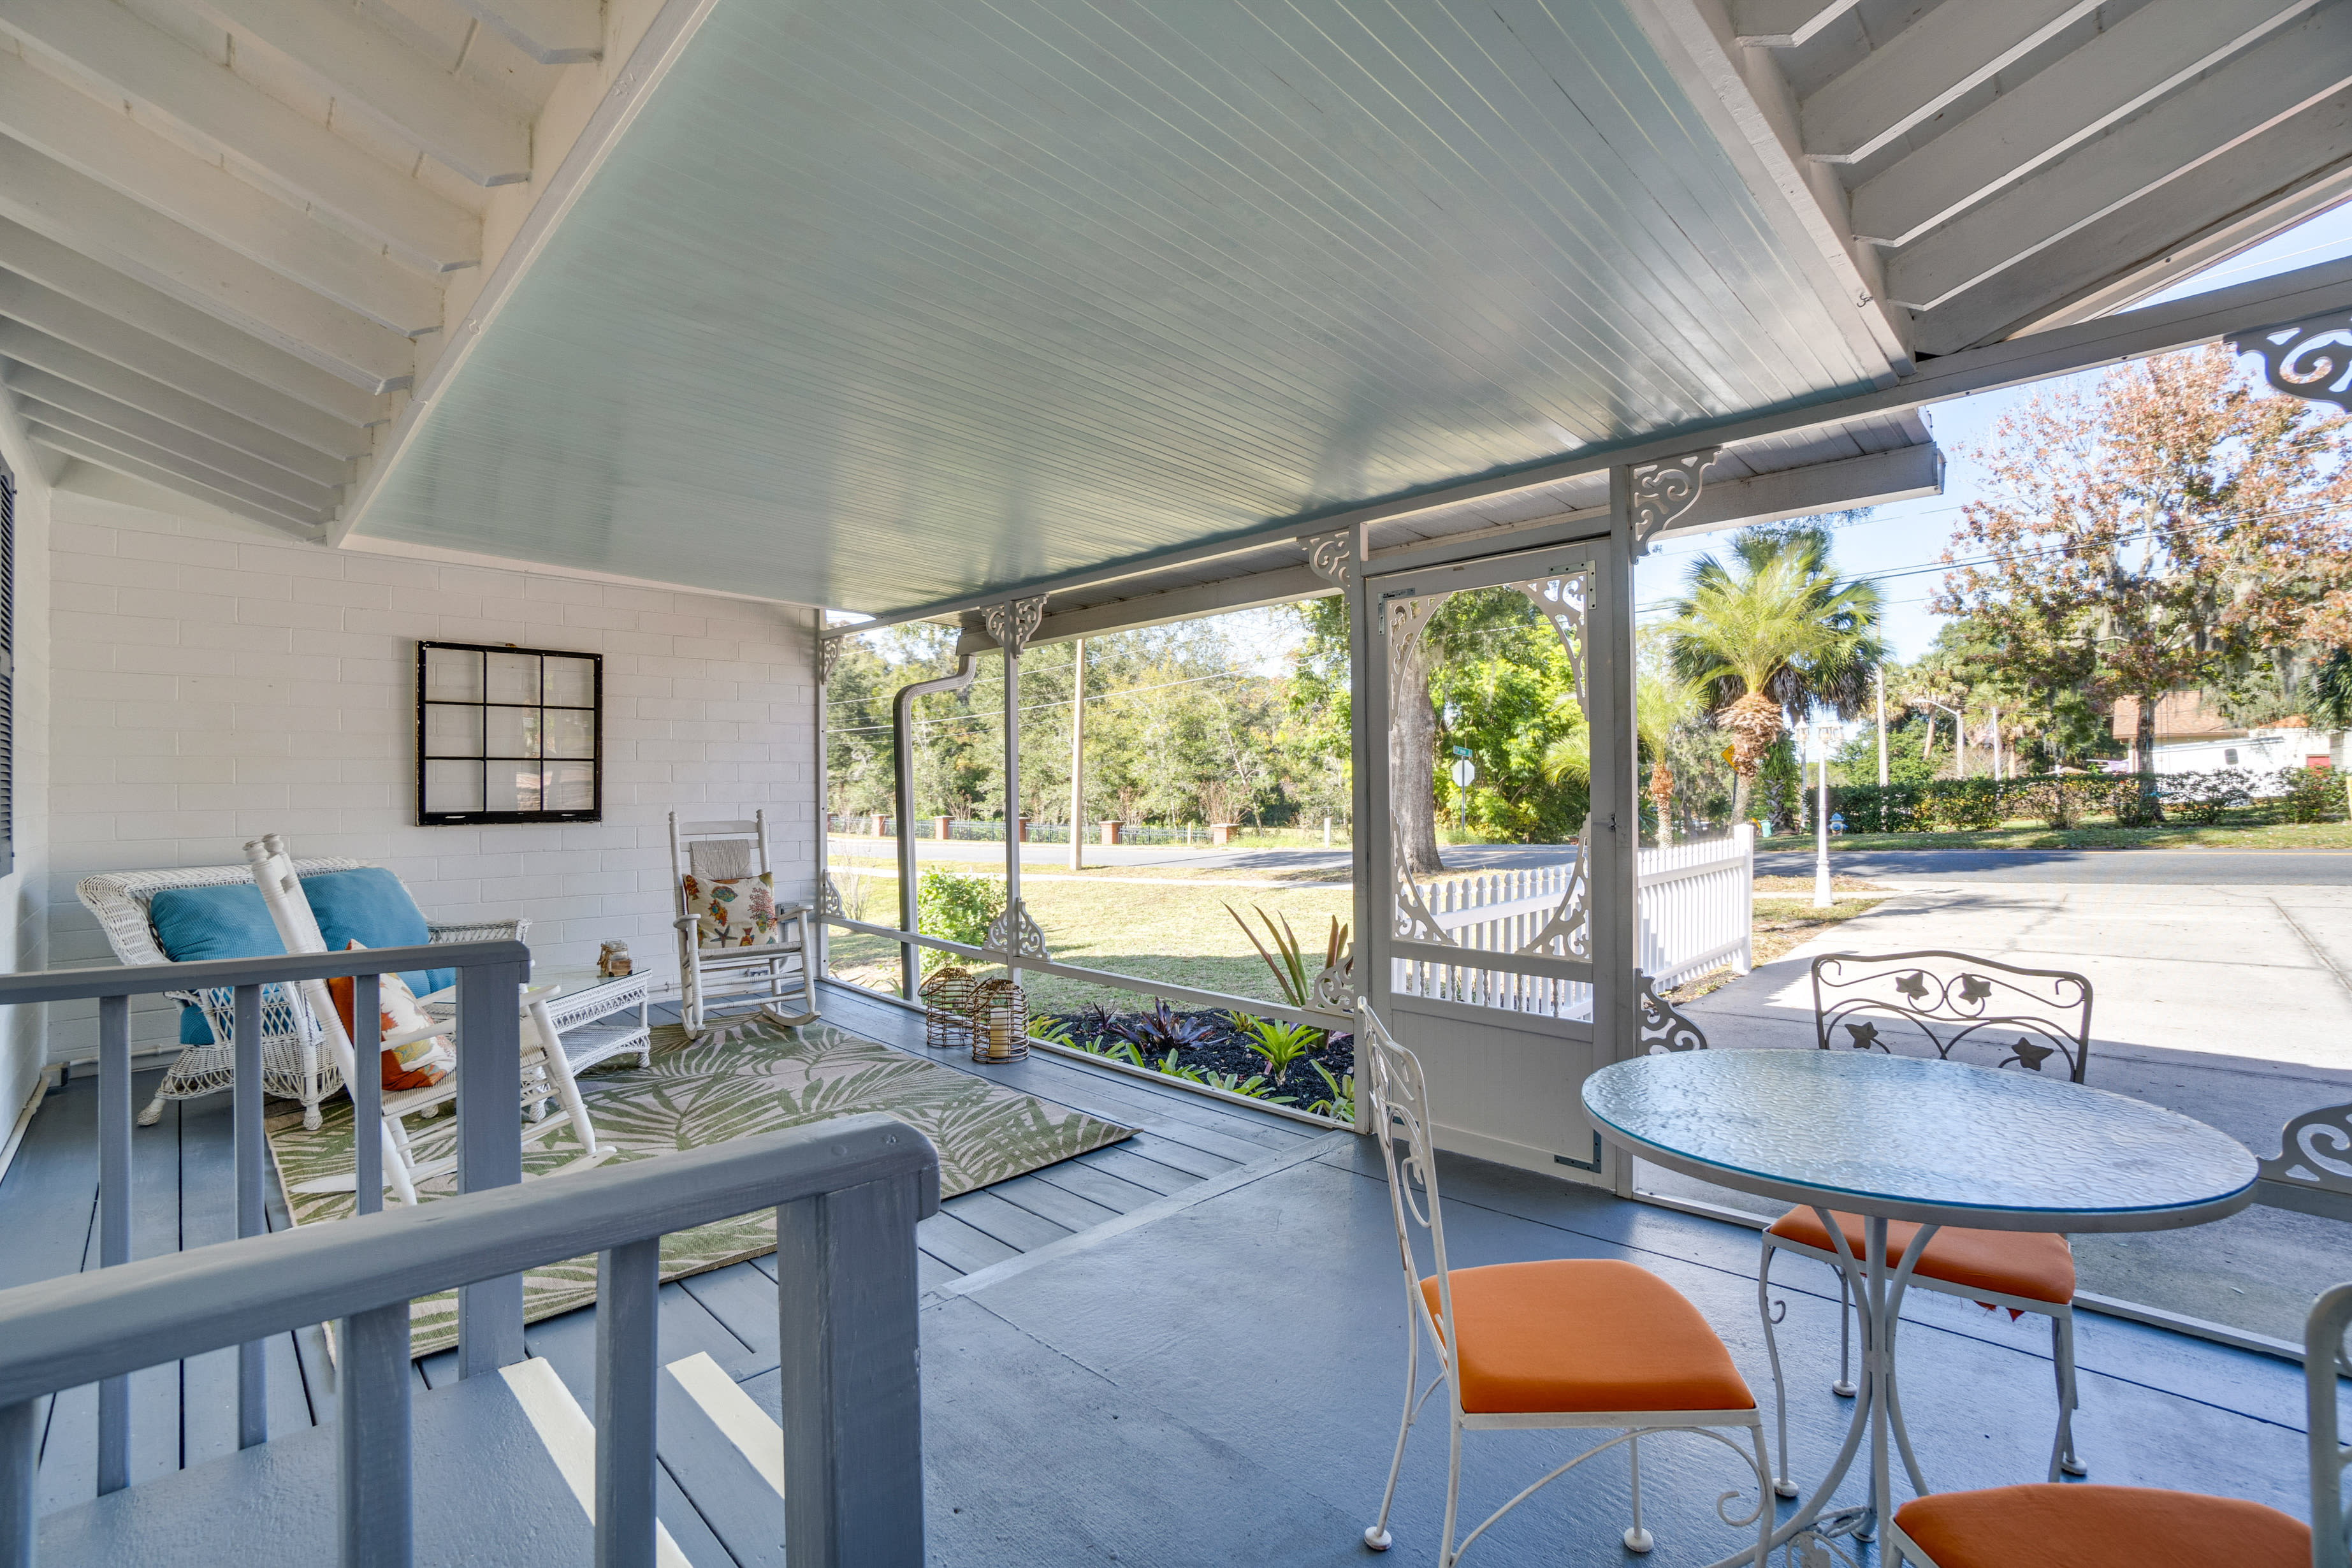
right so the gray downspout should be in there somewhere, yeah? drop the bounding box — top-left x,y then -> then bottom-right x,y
894,655 -> 976,998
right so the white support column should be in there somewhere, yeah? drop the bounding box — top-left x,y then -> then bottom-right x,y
980,596 -> 1050,978
815,622 -> 834,984
1875,665 -> 1889,788
1068,638 -> 1085,871
1599,467 -> 1641,1192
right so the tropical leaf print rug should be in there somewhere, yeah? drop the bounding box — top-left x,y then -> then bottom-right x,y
266,1018 -> 1134,1356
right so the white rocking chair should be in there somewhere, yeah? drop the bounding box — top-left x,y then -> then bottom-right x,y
670,810 -> 818,1040
243,835 -> 604,1205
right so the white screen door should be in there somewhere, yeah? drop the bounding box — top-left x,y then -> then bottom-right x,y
1363,535 -> 1629,1182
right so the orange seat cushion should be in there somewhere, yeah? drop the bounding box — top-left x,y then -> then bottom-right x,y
1768,1208 -> 2075,1305
1895,1484 -> 2308,1568
1419,1258 -> 1754,1416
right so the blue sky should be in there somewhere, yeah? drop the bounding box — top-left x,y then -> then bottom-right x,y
1634,201 -> 2352,662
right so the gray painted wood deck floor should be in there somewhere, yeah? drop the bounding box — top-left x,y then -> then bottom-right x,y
2,978 -> 1329,1550
6,981 -> 2318,1564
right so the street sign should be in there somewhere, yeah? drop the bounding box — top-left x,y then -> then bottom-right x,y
1449,757 -> 1476,788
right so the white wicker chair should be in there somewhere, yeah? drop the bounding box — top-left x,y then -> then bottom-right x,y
76,858 -> 529,1131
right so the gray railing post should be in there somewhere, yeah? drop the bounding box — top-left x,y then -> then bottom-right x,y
1,1397 -> 34,1568
96,991 -> 129,1496
455,955 -> 528,1378
352,975 -> 382,1218
777,1172 -> 927,1568
338,1301 -> 412,1568
233,983 -> 266,1449
594,1238 -> 661,1568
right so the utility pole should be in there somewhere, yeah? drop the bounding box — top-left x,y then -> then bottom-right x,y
1068,639 -> 1085,871
1875,665 -> 1888,788
1991,706 -> 2003,782
1813,721 -> 1833,910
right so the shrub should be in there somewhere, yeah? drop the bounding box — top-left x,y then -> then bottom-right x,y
913,869 -> 1000,973
2277,766 -> 2345,824
2163,767 -> 2256,825
1924,777 -> 2001,831
2006,774 -> 2112,829
1832,782 -> 1925,832
2109,774 -> 2164,826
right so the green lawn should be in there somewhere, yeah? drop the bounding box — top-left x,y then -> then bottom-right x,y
824,860 -> 1353,1017
1756,818 -> 2352,853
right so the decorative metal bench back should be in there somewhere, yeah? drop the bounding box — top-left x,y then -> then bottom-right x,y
1810,949 -> 2092,1081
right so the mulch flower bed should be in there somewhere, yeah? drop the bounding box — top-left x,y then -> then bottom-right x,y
1040,1003 -> 1353,1111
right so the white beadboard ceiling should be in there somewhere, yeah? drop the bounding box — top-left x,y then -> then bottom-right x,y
1,0 -> 2344,618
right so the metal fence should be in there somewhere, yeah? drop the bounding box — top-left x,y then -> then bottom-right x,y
827,815 -> 1350,848
0,948 -> 939,1568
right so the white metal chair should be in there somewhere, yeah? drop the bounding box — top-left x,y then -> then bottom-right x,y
670,810 -> 817,1039
1356,1001 -> 1772,1566
76,858 -> 528,1131
243,836 -> 602,1205
1760,949 -> 2094,1493
1882,1281 -> 2344,1568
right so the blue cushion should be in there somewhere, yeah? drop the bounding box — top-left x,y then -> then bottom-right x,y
151,869 -> 449,1044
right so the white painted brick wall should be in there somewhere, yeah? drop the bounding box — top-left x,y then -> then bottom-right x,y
45,488 -> 819,1063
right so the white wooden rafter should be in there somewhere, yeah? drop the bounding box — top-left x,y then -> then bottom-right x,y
0,0 -> 483,274
182,0 -> 534,187
0,270 -> 369,458
0,217 -> 388,425
25,419 -> 327,537
1846,0 -> 2322,249
16,397 -> 338,515
0,338 -> 354,488
4,367 -> 339,496
0,50 -> 442,336
1882,8 -> 2352,316
0,136 -> 415,394
455,0 -> 603,66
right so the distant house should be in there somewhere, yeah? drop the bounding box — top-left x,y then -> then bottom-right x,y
2109,692 -> 2342,774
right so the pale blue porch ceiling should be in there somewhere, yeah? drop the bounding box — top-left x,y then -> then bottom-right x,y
351,0 -> 1894,614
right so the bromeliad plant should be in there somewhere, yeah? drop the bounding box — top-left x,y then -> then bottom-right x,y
1108,998 -> 1219,1055
1226,903 -> 1350,1012
1225,1012 -> 1323,1088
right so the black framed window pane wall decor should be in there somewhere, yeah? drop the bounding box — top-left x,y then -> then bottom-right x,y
418,641 -> 601,824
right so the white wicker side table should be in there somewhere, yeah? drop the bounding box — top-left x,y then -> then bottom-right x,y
423,967 -> 651,1075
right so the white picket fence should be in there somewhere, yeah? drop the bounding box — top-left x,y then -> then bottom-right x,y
1393,825 -> 1753,1020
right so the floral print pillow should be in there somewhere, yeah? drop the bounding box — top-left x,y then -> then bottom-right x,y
684,871 -> 784,949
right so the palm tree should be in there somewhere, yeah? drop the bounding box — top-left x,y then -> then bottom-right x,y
1537,667 -> 1701,842
1662,525 -> 1884,821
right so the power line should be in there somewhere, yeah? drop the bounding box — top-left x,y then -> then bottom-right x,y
831,667 -> 1275,736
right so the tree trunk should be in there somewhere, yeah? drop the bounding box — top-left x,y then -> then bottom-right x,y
1391,631 -> 1444,876
2135,694 -> 2160,814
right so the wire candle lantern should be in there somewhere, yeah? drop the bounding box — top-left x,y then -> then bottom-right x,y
918,966 -> 978,1052
968,976 -> 1029,1063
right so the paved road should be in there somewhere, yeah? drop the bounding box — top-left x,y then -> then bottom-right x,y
1756,845 -> 2352,885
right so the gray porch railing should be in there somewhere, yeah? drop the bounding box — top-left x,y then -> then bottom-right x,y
1,941 -> 535,1493
0,1108 -> 939,1568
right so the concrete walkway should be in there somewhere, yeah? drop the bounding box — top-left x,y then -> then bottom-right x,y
1664,875 -> 2352,1346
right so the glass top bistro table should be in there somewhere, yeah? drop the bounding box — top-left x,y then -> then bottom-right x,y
1581,1049 -> 2257,1564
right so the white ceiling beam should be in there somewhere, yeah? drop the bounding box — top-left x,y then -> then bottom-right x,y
4,362 -> 344,494
454,0 -> 601,65
0,137 -> 413,394
1620,0 -> 1912,377
1907,96 -> 2352,354
0,374 -> 60,486
1655,441 -> 1941,542
1729,0 -> 1861,48
0,217 -> 389,425
0,0 -> 481,275
1800,0 -> 2105,165
1850,0 -> 2320,248
0,332 -> 351,488
0,52 -> 441,335
0,270 -> 369,457
1884,11 -> 2352,314
16,396 -> 337,514
25,420 -> 326,537
184,0 -> 532,187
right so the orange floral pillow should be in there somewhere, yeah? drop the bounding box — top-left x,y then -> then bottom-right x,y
326,941 -> 456,1091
